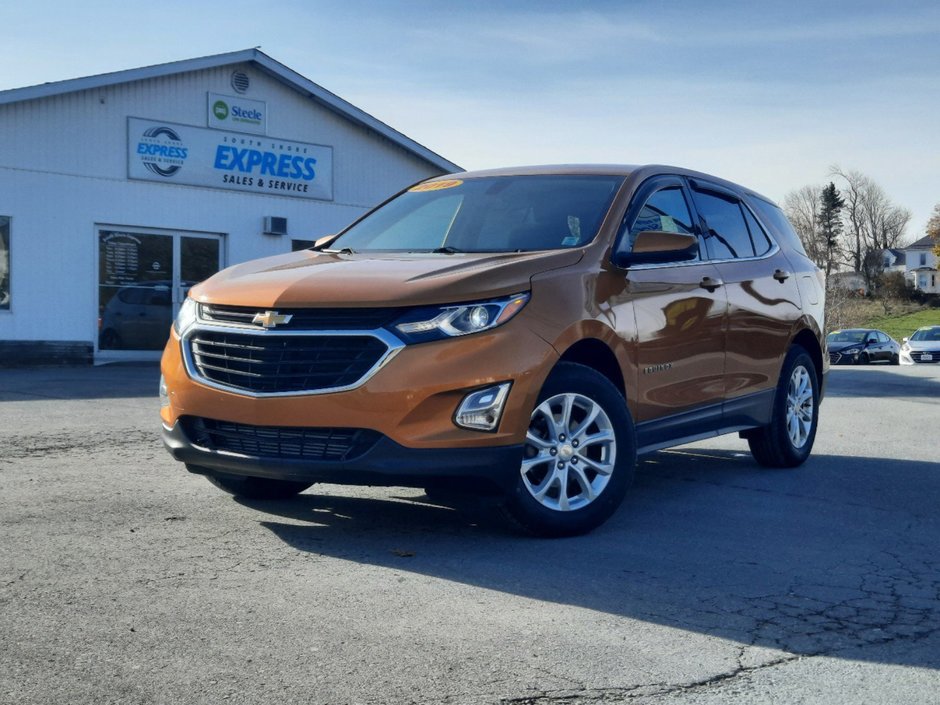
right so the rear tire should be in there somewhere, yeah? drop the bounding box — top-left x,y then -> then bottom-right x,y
196,468 -> 313,500
746,345 -> 819,468
501,362 -> 636,537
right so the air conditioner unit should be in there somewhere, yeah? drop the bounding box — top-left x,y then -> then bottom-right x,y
263,216 -> 287,236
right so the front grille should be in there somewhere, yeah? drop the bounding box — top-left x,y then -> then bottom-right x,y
188,330 -> 389,394
828,352 -> 842,364
183,417 -> 380,461
200,304 -> 404,330
910,349 -> 940,363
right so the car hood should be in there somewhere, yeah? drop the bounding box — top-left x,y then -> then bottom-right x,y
189,249 -> 584,307
827,341 -> 865,352
904,339 -> 940,350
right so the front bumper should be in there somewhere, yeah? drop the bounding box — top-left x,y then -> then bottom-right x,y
163,420 -> 524,493
828,350 -> 860,365
900,348 -> 940,365
160,316 -> 559,450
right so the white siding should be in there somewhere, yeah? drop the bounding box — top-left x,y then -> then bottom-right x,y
0,64 -> 446,346
0,63 -> 438,207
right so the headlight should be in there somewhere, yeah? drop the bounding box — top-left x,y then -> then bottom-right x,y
901,343 -> 910,352
392,292 -> 530,343
173,297 -> 198,336
842,347 -> 860,355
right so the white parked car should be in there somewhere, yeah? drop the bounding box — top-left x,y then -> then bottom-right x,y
899,325 -> 940,365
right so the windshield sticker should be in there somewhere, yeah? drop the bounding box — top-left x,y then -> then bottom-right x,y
409,179 -> 464,192
660,216 -> 679,233
567,215 -> 582,239
561,236 -> 580,247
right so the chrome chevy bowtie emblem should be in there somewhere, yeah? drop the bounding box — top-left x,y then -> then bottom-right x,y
251,310 -> 293,328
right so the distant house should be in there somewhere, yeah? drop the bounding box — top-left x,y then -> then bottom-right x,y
828,270 -> 868,294
882,248 -> 906,273
901,235 -> 939,294
828,237 -> 938,296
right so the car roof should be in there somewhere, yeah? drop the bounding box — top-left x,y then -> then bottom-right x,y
436,164 -> 777,206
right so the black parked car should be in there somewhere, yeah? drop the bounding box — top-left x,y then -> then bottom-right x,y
827,329 -> 900,365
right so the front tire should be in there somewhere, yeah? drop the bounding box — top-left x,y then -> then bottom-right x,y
194,467 -> 313,500
891,353 -> 900,365
502,363 -> 636,537
746,345 -> 819,468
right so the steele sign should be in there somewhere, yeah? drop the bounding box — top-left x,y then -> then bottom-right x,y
207,92 -> 267,135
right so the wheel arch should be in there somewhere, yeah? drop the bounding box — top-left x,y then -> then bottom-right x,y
791,327 -> 824,381
557,337 -> 626,400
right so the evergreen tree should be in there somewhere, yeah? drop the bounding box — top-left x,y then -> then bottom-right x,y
818,182 -> 845,277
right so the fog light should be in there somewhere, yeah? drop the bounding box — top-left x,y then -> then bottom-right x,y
159,374 -> 169,408
454,382 -> 511,432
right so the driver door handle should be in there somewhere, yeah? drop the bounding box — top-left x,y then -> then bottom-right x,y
773,269 -> 791,282
699,276 -> 723,292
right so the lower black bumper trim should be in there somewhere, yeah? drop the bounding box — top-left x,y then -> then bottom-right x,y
162,421 -> 524,493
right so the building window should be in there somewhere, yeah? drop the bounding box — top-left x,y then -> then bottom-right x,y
0,216 -> 9,310
921,253 -> 928,266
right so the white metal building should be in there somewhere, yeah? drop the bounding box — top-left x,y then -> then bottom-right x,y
0,49 -> 459,364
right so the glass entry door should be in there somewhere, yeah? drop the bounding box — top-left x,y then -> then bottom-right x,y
98,229 -> 222,352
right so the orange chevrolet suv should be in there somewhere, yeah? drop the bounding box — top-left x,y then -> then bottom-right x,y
161,165 -> 827,536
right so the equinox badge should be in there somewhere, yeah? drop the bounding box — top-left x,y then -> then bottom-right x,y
251,310 -> 293,328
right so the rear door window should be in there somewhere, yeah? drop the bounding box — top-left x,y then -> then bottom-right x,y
691,188 -> 755,260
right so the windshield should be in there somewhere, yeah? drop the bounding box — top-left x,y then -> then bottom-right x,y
910,328 -> 940,342
330,175 -> 624,253
827,330 -> 867,344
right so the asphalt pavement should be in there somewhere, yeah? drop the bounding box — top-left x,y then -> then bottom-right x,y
1,363 -> 938,704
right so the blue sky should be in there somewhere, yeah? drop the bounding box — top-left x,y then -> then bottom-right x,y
2,0 -> 938,238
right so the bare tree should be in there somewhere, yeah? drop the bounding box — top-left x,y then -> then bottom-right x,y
829,166 -> 911,272
783,185 -> 823,266
926,203 -> 940,257
830,166 -> 869,273
861,186 -> 910,251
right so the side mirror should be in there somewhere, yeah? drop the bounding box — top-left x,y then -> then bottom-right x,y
613,231 -> 699,268
313,233 -> 339,250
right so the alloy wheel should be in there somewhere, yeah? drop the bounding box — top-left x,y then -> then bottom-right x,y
521,393 -> 616,511
786,365 -> 814,448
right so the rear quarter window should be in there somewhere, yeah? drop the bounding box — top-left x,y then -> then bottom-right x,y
748,197 -> 808,258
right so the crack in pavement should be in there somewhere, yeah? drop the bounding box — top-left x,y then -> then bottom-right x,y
497,549 -> 939,704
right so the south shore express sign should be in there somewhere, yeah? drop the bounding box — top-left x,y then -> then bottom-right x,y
127,118 -> 333,201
